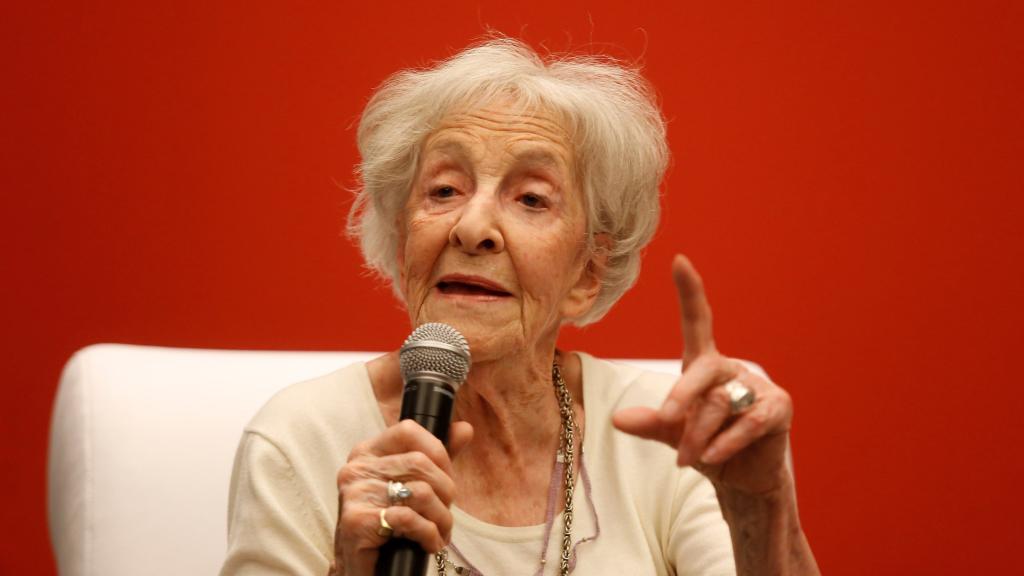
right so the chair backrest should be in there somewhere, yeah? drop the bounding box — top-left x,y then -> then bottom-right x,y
47,344 -> 682,576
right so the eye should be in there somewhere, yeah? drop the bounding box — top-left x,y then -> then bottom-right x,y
519,193 -> 546,209
430,185 -> 457,199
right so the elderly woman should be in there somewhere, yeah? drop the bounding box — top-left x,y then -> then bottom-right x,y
221,39 -> 818,576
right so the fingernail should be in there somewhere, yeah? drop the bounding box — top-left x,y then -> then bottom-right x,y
661,399 -> 683,421
700,446 -> 719,464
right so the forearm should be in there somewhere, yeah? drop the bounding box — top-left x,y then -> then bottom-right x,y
715,478 -> 820,576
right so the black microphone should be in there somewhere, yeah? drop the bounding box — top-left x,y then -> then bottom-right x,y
375,323 -> 471,576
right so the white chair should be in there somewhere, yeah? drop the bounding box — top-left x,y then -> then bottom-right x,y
47,343 -> 682,576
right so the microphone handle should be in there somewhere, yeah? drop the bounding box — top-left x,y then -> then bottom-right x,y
398,379 -> 456,444
374,379 -> 457,576
375,538 -> 428,576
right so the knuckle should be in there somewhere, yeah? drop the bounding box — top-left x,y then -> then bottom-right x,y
746,411 -> 770,434
348,440 -> 372,462
707,387 -> 732,411
388,505 -> 413,525
694,353 -> 730,377
691,354 -> 713,371
403,450 -> 433,475
424,436 -> 448,464
437,476 -> 456,504
409,479 -> 441,507
710,355 -> 737,376
775,387 -> 793,406
398,421 -> 447,463
336,464 -> 359,487
391,507 -> 427,539
729,358 -> 749,376
338,507 -> 363,531
396,419 -> 423,437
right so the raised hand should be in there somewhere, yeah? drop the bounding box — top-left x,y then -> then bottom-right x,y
612,254 -> 793,495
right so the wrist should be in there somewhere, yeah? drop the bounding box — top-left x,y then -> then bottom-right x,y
714,475 -> 819,575
713,471 -> 795,515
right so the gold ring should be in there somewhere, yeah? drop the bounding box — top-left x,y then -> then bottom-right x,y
377,508 -> 393,538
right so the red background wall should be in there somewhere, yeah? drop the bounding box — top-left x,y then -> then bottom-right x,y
3,2 -> 1022,574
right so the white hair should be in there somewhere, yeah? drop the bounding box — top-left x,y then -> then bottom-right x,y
348,38 -> 668,325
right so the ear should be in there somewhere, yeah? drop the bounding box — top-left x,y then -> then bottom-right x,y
560,233 -> 613,320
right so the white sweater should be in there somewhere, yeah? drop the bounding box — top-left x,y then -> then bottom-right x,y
220,353 -> 736,575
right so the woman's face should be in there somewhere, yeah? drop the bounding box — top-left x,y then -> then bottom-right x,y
397,103 -> 601,361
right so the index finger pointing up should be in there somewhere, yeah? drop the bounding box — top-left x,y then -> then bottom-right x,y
673,254 -> 716,368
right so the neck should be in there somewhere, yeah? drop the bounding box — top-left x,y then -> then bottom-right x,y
454,349 -> 562,457
452,348 -> 585,525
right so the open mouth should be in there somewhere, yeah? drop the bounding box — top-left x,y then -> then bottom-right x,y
437,280 -> 511,297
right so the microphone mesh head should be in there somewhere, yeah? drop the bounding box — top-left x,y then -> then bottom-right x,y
399,323 -> 471,388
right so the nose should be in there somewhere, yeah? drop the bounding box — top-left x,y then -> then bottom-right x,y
449,191 -> 504,254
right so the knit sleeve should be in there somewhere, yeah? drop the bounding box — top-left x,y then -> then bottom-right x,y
220,431 -> 334,576
666,470 -> 737,576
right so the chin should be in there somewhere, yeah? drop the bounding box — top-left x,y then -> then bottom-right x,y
413,316 -> 520,364
412,298 -> 560,364
460,321 -> 523,360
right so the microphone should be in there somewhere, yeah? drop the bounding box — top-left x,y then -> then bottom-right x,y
375,322 -> 471,576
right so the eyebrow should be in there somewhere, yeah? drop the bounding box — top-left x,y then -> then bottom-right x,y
512,148 -> 563,171
423,137 -> 472,161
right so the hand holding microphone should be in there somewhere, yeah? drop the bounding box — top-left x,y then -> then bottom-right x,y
375,323 -> 471,576
332,323 -> 472,576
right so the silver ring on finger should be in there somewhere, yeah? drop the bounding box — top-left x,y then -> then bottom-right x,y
387,480 -> 413,506
377,508 -> 394,538
724,380 -> 756,415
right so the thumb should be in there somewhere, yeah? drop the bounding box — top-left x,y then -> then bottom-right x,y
448,421 -> 475,459
612,406 -> 679,447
